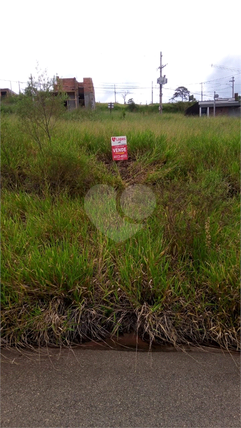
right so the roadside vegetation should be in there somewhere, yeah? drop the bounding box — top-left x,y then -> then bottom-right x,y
1,92 -> 240,350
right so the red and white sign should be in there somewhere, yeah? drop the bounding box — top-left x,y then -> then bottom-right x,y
111,136 -> 128,161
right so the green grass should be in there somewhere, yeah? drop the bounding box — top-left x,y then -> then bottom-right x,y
1,110 -> 240,350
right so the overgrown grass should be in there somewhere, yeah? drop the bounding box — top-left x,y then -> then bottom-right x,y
1,111 -> 240,350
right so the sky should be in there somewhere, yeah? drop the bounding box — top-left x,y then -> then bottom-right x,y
1,0 -> 240,104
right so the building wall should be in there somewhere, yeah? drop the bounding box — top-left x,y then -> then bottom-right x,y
56,78 -> 78,93
209,106 -> 240,117
84,94 -> 94,109
66,92 -> 79,110
83,78 -> 95,109
229,107 -> 240,117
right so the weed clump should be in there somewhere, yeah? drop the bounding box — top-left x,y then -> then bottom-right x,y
1,113 -> 240,350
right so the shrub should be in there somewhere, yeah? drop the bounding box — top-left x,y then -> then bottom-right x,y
17,70 -> 67,151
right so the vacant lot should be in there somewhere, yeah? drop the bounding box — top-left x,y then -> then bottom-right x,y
1,109 -> 240,350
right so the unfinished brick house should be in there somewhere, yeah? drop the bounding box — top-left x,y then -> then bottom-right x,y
54,77 -> 95,110
0,88 -> 16,99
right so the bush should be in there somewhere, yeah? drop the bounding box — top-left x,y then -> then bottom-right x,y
127,98 -> 138,112
0,95 -> 19,114
17,70 -> 67,151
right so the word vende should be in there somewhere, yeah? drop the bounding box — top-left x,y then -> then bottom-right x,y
111,136 -> 128,161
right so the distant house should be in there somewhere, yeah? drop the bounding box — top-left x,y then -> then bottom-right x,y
54,77 -> 95,110
185,96 -> 240,117
0,88 -> 16,100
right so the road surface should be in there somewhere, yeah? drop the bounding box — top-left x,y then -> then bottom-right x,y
1,346 -> 240,427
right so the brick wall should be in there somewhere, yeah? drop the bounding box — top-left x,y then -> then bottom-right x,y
55,77 -> 78,93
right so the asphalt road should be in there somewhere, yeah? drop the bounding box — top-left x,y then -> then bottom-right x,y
1,347 -> 240,428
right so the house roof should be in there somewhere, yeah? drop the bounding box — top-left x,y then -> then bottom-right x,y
199,99 -> 240,108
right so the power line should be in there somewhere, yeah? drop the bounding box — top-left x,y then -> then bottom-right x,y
2,72 -> 240,91
186,72 -> 241,87
1,72 -> 240,103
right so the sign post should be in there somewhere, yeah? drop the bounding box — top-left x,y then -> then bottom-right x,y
111,136 -> 128,161
108,102 -> 114,114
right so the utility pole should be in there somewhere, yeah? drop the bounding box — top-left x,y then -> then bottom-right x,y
114,85 -> 117,103
159,52 -> 162,113
201,82 -> 203,101
229,76 -> 235,98
213,91 -> 219,117
151,81 -> 153,104
157,52 -> 167,114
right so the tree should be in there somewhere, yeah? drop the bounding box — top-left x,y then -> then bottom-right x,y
189,95 -> 197,102
127,98 -> 137,112
17,68 -> 66,151
122,91 -> 130,104
171,86 -> 190,102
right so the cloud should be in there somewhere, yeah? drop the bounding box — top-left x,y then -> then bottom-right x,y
204,55 -> 241,99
